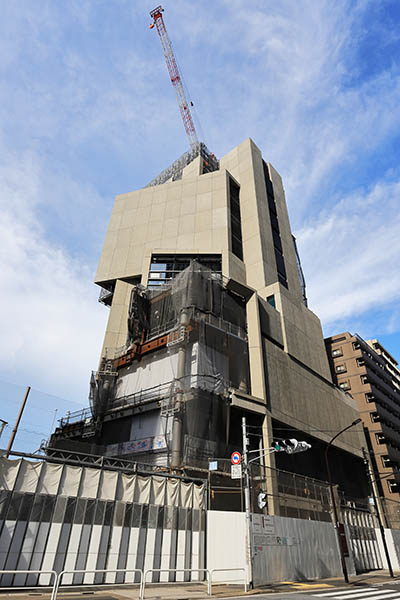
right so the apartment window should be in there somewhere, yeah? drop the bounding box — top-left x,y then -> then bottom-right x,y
353,342 -> 361,350
332,348 -> 343,358
339,381 -> 351,391
388,480 -> 399,493
370,412 -> 380,423
376,433 -> 386,445
357,358 -> 365,367
267,295 -> 276,309
229,178 -> 243,261
336,364 -> 347,373
361,375 -> 369,385
365,393 -> 375,403
382,456 -> 393,468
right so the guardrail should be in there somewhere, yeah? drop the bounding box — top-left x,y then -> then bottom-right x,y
0,566 -> 248,599
141,568 -> 210,600
53,568 -> 143,600
208,568 -> 248,595
0,570 -> 57,598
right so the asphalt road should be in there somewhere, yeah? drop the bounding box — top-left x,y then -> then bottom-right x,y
226,581 -> 400,600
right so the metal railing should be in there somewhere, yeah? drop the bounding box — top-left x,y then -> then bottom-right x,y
53,568 -> 143,600
141,568 -> 209,600
0,566 -> 248,598
0,570 -> 57,598
208,568 -> 248,595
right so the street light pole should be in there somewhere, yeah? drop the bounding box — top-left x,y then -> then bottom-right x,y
324,418 -> 362,584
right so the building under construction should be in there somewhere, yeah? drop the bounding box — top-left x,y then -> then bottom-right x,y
50,136 -> 369,510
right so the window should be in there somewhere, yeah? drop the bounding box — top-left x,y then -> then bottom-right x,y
332,348 -> 343,358
365,393 -> 375,403
229,178 -> 243,261
370,412 -> 380,423
267,295 -> 276,309
361,375 -> 369,385
353,342 -> 361,350
388,480 -> 399,493
357,358 -> 365,367
376,433 -> 386,445
336,364 -> 347,373
382,456 -> 393,468
148,254 -> 222,286
263,161 -> 288,288
339,381 -> 351,390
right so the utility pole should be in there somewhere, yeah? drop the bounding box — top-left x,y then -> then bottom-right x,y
362,446 -> 394,577
242,417 -> 253,588
6,386 -> 31,458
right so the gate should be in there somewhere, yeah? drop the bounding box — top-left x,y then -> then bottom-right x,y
343,506 -> 382,573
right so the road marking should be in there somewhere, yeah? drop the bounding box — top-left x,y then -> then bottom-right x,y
314,591 -> 400,600
315,589 -> 376,597
281,582 -> 333,589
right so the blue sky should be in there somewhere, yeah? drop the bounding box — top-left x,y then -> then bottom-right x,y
1,0 -> 400,453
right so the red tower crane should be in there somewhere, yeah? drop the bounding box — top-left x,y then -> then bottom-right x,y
149,5 -> 199,150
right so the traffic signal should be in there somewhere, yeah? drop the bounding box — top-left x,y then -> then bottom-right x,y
282,439 -> 311,454
257,491 -> 267,509
272,441 -> 283,451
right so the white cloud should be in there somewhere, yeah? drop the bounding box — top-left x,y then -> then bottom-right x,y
0,143 -> 108,402
297,177 -> 400,331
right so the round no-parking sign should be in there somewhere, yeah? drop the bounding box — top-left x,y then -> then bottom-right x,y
231,451 -> 241,465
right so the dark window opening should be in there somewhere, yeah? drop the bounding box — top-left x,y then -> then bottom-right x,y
267,295 -> 276,309
149,254 -> 222,286
263,161 -> 288,288
229,178 -> 243,261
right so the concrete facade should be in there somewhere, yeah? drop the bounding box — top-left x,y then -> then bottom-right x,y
95,138 -> 364,455
52,139 -> 368,512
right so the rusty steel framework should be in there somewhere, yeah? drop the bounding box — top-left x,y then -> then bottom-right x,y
150,5 -> 199,149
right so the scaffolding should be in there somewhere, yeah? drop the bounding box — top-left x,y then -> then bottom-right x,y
145,142 -> 218,187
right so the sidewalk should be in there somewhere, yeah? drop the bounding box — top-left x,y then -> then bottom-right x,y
0,570 -> 399,600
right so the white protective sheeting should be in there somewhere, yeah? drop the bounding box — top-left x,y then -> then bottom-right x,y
0,458 -> 21,491
14,460 -> 42,493
98,470 -> 119,500
79,467 -> 101,498
0,457 -> 205,509
36,462 -> 63,495
58,464 -> 82,496
114,347 -> 179,399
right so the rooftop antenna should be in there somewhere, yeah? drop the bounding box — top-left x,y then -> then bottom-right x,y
149,5 -> 199,150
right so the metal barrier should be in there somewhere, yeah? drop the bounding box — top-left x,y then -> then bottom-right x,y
208,568 -> 248,595
141,568 -> 210,600
0,570 -> 57,599
53,568 -> 143,600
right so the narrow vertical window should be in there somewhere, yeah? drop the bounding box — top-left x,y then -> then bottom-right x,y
263,162 -> 288,288
229,178 -> 243,261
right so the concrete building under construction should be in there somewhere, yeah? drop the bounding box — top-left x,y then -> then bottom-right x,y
50,138 -> 368,510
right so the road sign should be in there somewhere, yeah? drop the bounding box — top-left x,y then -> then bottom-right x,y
231,451 -> 241,465
209,461 -> 218,471
231,464 -> 242,479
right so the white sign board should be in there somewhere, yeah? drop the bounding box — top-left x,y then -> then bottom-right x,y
209,461 -> 218,471
231,464 -> 242,479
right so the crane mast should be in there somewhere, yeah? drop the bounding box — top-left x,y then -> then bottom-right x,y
150,5 -> 199,150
